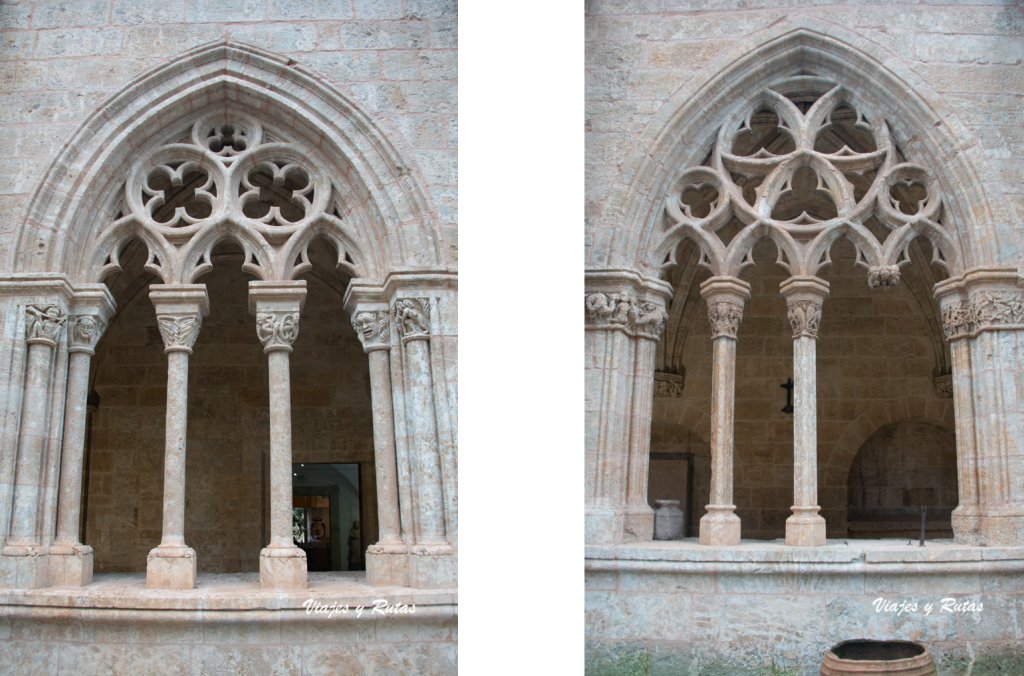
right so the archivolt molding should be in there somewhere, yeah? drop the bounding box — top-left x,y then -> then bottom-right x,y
12,40 -> 446,285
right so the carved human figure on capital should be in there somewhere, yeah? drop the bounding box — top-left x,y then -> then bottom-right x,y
69,315 -> 106,350
707,300 -> 743,339
26,304 -> 66,343
352,310 -> 390,347
392,298 -> 430,338
632,301 -> 668,338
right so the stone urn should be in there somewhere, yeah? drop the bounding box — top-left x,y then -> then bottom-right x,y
820,640 -> 936,675
653,499 -> 684,540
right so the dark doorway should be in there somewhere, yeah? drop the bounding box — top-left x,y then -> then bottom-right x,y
293,463 -> 364,571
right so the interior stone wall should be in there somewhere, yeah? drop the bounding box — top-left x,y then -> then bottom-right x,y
85,251 -> 377,573
654,242 -> 955,540
847,421 -> 957,538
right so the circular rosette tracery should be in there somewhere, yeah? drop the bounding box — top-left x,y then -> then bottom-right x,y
126,145 -> 224,242
232,144 -> 329,243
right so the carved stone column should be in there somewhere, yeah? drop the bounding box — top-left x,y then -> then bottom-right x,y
249,280 -> 307,590
146,285 -> 208,590
584,271 -> 673,544
393,298 -> 446,545
3,305 -> 66,581
353,306 -> 408,586
937,268 -> 1024,545
698,276 -> 750,545
780,276 -> 828,546
50,288 -> 115,586
623,297 -> 669,540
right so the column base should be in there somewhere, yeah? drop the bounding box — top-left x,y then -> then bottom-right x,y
979,512 -> 1024,546
366,543 -> 410,587
0,549 -> 49,588
146,545 -> 196,589
260,546 -> 307,590
585,506 -> 624,544
623,502 -> 654,541
48,543 -> 93,586
408,544 -> 455,588
951,507 -> 983,545
785,507 -> 826,546
699,505 -> 741,546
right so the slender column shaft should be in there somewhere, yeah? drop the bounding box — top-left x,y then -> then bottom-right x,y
53,351 -> 92,544
698,277 -> 748,546
709,336 -> 737,506
146,286 -> 207,590
792,335 -> 817,508
404,337 -> 445,543
7,342 -> 56,546
368,349 -> 401,544
250,281 -> 306,589
267,350 -> 293,547
781,276 -> 828,547
160,350 -> 189,547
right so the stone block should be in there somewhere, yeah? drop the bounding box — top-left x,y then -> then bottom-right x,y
35,28 -> 122,58
111,0 -> 186,25
260,548 -> 308,590
366,547 -> 410,587
48,549 -> 93,587
267,0 -> 350,21
186,0 -> 263,22
146,547 -> 197,589
407,549 -> 456,589
192,645 -> 301,675
353,0 -> 404,20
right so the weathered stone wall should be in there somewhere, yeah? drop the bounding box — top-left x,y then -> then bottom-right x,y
86,254 -> 377,573
0,0 -> 457,269
586,547 -> 1024,675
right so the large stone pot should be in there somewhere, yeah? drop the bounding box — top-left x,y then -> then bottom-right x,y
820,640 -> 936,675
653,499 -> 684,540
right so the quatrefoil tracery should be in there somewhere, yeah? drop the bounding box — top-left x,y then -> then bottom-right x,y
104,116 -> 357,284
663,76 -> 955,285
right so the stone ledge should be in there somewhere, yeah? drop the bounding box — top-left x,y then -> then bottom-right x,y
586,539 -> 1024,573
0,572 -> 457,612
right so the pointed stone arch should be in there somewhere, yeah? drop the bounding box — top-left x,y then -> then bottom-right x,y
587,18 -> 1012,278
11,39 -> 447,284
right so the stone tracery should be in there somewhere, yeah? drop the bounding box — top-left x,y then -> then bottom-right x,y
662,75 -> 955,285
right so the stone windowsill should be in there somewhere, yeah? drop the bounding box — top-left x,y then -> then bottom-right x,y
586,539 -> 1024,572
0,572 -> 457,612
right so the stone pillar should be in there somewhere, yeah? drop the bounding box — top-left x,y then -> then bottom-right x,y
352,306 -> 408,586
146,285 -> 208,590
936,280 -> 982,544
2,305 -> 66,587
50,288 -> 115,586
936,268 -> 1024,545
780,276 -> 829,547
623,297 -> 669,540
392,295 -> 456,587
698,276 -> 750,546
584,271 -> 672,544
249,280 -> 307,590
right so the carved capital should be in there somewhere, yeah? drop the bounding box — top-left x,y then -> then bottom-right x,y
654,370 -> 684,398
352,310 -> 390,351
25,305 -> 66,346
156,314 -> 202,353
933,373 -> 953,399
707,299 -> 744,339
68,314 -> 107,353
392,298 -> 430,341
632,301 -> 668,339
256,311 -> 300,352
585,292 -> 633,328
584,292 -> 667,340
868,265 -> 900,289
940,300 -> 972,341
786,299 -> 823,339
970,291 -> 1024,329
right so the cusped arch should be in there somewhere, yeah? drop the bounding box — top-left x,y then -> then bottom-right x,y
590,18 -> 1011,279
12,40 -> 446,284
